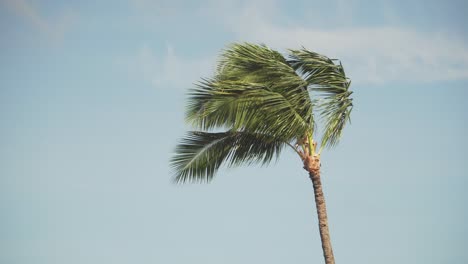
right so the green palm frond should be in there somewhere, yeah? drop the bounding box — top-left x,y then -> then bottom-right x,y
317,88 -> 353,149
287,48 -> 353,149
170,131 -> 285,183
186,43 -> 314,140
218,43 -> 304,87
288,48 -> 347,90
186,78 -> 311,141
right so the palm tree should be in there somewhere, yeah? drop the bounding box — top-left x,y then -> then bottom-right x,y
170,43 -> 353,264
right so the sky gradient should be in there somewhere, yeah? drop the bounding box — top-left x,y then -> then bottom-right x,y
1,0 -> 467,263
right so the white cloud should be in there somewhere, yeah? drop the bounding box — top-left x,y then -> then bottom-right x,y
1,0 -> 76,41
127,0 -> 468,85
221,1 -> 468,84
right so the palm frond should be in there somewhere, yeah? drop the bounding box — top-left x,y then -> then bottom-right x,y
317,89 -> 353,148
185,43 -> 314,140
219,43 -> 313,120
288,48 -> 347,90
170,131 -> 285,183
218,43 -> 301,85
186,78 -> 311,141
287,48 -> 353,149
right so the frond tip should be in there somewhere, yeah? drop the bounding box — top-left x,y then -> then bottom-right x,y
170,131 -> 285,183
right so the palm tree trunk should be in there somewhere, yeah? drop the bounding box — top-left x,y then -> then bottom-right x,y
304,154 -> 335,264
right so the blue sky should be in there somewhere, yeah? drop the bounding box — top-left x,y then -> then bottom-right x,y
1,0 -> 467,263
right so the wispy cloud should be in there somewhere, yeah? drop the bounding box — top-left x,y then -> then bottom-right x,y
221,1 -> 468,83
127,0 -> 468,85
1,0 -> 76,41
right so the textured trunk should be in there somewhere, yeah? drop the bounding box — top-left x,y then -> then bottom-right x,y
304,154 -> 335,264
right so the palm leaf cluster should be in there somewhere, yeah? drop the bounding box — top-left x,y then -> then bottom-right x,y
171,43 -> 352,182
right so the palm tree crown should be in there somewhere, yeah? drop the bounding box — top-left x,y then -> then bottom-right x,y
171,43 -> 353,183
170,42 -> 353,264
